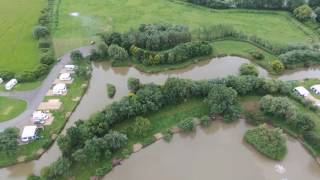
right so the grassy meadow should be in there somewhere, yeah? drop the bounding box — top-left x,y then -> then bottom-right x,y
0,0 -> 44,73
53,0 -> 316,55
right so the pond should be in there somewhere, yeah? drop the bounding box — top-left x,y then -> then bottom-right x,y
1,56 -> 320,179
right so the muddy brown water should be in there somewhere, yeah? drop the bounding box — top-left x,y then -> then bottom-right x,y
1,56 -> 320,179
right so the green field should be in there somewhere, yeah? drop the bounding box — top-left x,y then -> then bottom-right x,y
0,0 -> 44,73
53,0 -> 316,56
0,97 -> 27,122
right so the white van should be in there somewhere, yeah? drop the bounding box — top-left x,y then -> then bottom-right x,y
5,79 -> 18,90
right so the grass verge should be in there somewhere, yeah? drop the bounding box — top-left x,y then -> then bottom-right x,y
0,97 -> 27,122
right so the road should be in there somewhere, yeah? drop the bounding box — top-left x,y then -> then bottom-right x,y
0,45 -> 95,131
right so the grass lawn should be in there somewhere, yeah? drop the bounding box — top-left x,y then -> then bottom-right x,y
0,81 -> 42,92
53,0 -> 315,56
0,0 -> 44,73
0,97 -> 27,122
68,98 -> 209,179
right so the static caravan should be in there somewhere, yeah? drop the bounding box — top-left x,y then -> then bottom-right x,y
59,73 -> 72,81
21,126 -> 38,142
52,83 -> 67,95
64,65 -> 76,71
293,86 -> 310,97
5,79 -> 18,90
310,84 -> 320,95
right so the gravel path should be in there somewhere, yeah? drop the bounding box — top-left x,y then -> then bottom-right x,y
0,45 -> 95,131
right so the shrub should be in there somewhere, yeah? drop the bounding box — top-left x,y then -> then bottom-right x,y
288,113 -> 315,134
271,60 -> 285,73
0,71 -> 15,81
15,71 -> 37,82
127,77 -> 141,93
249,51 -> 264,60
293,4 -> 312,21
178,117 -> 195,132
40,53 -> 55,65
32,25 -> 49,39
107,83 -> 116,98
34,64 -> 50,78
163,129 -> 173,142
89,49 -> 101,61
132,117 -> 151,137
199,116 -> 211,127
38,38 -> 51,48
108,44 -> 128,60
239,63 -> 259,76
95,162 -> 113,177
303,131 -> 320,152
315,7 -> 320,22
244,124 -> 287,160
97,43 -> 109,58
70,50 -> 84,61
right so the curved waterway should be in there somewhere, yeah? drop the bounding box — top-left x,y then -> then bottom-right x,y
1,56 -> 320,179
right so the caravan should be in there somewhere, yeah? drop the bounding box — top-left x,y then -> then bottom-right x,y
310,84 -> 320,95
52,83 -> 67,95
5,79 -> 18,90
21,126 -> 38,142
59,73 -> 72,81
32,111 -> 49,124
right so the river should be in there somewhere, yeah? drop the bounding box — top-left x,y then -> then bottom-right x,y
1,56 -> 320,179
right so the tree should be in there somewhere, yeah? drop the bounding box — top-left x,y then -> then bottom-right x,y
127,77 -> 141,93
271,60 -> 285,73
132,117 -> 151,137
309,0 -> 320,7
178,117 -> 196,132
40,53 -> 55,65
103,130 -> 128,150
0,128 -> 19,155
32,26 -> 49,39
70,50 -> 83,61
40,157 -> 71,180
294,4 -> 312,21
239,63 -> 259,76
260,95 -> 297,120
97,43 -> 109,58
287,0 -> 305,10
162,78 -> 192,104
206,84 -> 241,122
108,44 -> 128,60
314,7 -> 320,22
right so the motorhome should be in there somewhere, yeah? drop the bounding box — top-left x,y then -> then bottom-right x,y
21,126 -> 38,142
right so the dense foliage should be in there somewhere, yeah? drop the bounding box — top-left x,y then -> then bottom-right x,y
279,49 -> 320,68
107,83 -> 116,98
303,131 -> 320,152
130,41 -> 212,66
206,84 -> 241,122
131,117 -> 151,137
0,128 -> 19,155
239,63 -> 259,76
244,124 -> 287,160
178,117 -> 196,132
260,95 -> 315,134
293,4 -> 312,21
127,77 -> 141,93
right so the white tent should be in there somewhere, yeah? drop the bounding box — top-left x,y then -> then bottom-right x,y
294,86 -> 310,97
5,79 -> 17,90
59,73 -> 72,81
310,84 -> 320,94
21,126 -> 38,142
52,83 -> 67,95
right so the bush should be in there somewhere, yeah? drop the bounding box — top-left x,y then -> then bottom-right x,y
293,4 -> 312,21
38,38 -> 51,48
108,44 -> 128,60
163,129 -> 173,142
239,63 -> 259,76
34,64 -> 50,78
132,117 -> 151,137
127,77 -> 141,93
40,53 -> 55,65
15,71 -> 37,82
89,49 -> 101,61
107,83 -> 116,98
178,117 -> 195,132
244,124 -> 287,160
0,71 -> 15,81
32,25 -> 49,39
95,162 -> 113,177
315,7 -> 320,22
70,50 -> 83,61
249,51 -> 264,60
271,60 -> 285,73
303,131 -> 320,152
97,43 -> 109,58
199,116 -> 211,127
